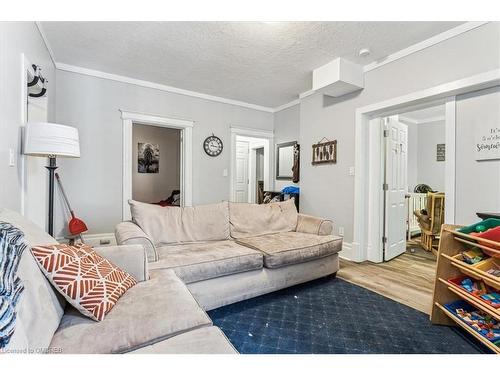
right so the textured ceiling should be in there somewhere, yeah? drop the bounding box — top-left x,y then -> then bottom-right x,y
41,21 -> 463,108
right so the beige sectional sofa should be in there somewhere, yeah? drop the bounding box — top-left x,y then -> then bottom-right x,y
116,199 -> 342,311
1,198 -> 341,354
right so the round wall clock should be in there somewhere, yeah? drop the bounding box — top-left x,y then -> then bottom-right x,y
203,134 -> 223,157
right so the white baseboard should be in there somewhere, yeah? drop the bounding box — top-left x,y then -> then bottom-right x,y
56,232 -> 116,247
339,241 -> 353,261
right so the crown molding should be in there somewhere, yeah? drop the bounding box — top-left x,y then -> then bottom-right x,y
363,21 -> 489,73
273,99 -> 300,113
56,63 -> 275,113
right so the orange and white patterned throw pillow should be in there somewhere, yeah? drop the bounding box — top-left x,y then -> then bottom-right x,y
31,243 -> 137,321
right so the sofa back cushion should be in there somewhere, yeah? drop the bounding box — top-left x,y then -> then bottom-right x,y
0,209 -> 65,352
129,200 -> 230,244
229,199 -> 298,239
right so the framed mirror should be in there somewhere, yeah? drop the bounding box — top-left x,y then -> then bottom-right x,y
276,141 -> 297,180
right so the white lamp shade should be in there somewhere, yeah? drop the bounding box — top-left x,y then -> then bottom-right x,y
24,122 -> 80,158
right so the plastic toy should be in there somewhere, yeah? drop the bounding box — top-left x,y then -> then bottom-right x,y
460,278 -> 487,295
480,292 -> 500,308
461,248 -> 486,264
455,308 -> 500,342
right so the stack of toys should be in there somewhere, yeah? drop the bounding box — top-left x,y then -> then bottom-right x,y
460,278 -> 487,295
486,262 -> 500,277
454,307 -> 500,343
461,248 -> 487,264
480,293 -> 500,308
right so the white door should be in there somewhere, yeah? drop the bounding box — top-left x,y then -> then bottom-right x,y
384,116 -> 408,261
235,141 -> 249,202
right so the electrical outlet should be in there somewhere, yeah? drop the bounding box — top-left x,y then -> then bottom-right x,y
338,226 -> 344,236
9,148 -> 15,167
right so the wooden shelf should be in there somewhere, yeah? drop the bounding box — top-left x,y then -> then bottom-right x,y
431,224 -> 500,353
442,253 -> 500,290
451,230 -> 500,256
435,302 -> 500,354
438,278 -> 500,321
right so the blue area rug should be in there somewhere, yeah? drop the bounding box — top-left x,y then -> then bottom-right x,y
208,277 -> 490,354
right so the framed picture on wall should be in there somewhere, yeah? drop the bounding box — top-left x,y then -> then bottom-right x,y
138,143 -> 159,173
312,139 -> 337,165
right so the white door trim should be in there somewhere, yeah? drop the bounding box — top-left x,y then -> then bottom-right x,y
230,126 -> 274,202
444,97 -> 456,224
353,69 -> 500,262
121,110 -> 194,221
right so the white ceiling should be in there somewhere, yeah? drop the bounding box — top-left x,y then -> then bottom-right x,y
40,21 -> 463,108
400,104 -> 445,123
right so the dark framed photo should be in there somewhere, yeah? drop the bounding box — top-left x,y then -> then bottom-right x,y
138,143 -> 159,173
312,140 -> 337,165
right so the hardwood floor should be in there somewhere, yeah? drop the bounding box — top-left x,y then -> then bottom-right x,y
338,247 -> 437,314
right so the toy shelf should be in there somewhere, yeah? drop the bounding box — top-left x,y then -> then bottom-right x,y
434,302 -> 500,354
437,278 -> 500,321
431,224 -> 500,354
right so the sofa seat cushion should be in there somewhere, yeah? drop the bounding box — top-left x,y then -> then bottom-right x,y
49,270 -> 212,354
150,241 -> 263,283
130,326 -> 237,354
236,232 -> 342,269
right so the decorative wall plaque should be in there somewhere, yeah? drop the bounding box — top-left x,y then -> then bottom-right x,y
312,138 -> 337,165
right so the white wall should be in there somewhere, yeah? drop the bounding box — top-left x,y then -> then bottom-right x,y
54,70 -> 273,236
299,22 -> 500,244
416,121 -> 446,192
407,120 -> 446,192
407,122 -> 419,191
132,124 -> 180,203
0,22 -> 55,216
455,86 -> 500,225
274,104 -> 300,191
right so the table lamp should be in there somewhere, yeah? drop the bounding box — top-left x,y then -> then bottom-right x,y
23,122 -> 80,236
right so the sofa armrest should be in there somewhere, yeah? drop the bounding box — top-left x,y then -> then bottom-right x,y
296,214 -> 333,236
115,221 -> 158,262
94,244 -> 149,282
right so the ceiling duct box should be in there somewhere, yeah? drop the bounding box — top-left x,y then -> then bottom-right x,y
312,58 -> 364,97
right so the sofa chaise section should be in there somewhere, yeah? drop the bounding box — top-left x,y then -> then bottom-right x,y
49,270 -> 212,354
130,326 -> 237,354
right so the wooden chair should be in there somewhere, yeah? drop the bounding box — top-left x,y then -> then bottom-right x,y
413,192 -> 445,252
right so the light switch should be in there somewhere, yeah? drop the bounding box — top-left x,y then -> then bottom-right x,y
222,168 -> 228,177
9,149 -> 15,167
348,166 -> 355,176
338,226 -> 344,236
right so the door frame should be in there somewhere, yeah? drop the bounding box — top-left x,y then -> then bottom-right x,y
352,69 -> 500,263
230,126 -> 274,202
121,110 -> 194,221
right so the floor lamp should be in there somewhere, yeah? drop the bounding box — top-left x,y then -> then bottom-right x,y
23,122 -> 80,236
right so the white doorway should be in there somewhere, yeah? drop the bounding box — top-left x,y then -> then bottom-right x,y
132,124 -> 181,205
230,127 -> 274,203
233,135 -> 269,203
121,111 -> 193,221
234,138 -> 250,202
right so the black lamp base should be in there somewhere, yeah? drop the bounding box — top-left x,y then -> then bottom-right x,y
45,157 -> 57,236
